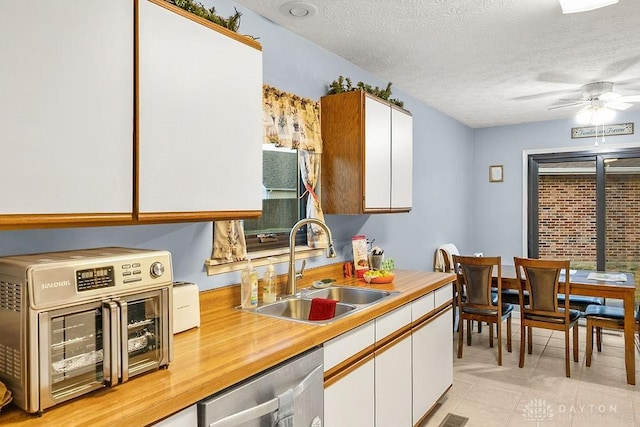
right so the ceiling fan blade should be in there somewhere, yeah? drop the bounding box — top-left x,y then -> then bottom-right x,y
620,95 -> 640,103
558,97 -> 586,102
600,91 -> 621,102
604,100 -> 633,110
536,72 -> 582,85
548,102 -> 584,111
513,89 -> 580,101
598,55 -> 640,80
615,78 -> 640,89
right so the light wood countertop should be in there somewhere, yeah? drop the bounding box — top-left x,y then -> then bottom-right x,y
0,264 -> 454,426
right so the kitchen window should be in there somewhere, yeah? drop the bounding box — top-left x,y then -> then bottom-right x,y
243,144 -> 306,252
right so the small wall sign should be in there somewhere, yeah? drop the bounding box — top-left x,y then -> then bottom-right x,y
489,165 -> 503,183
571,123 -> 634,139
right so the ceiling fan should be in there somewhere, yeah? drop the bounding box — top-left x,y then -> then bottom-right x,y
548,81 -> 640,124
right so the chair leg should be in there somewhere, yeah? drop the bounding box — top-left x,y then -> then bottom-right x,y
519,321 -> 525,368
489,323 -> 494,348
506,315 -> 512,353
586,320 -> 593,367
596,326 -> 602,352
467,319 -> 472,346
527,327 -> 533,355
564,330 -> 571,377
457,315 -> 464,359
478,321 -> 482,333
572,324 -> 579,363
497,320 -> 502,366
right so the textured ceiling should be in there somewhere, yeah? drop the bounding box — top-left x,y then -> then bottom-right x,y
233,0 -> 640,128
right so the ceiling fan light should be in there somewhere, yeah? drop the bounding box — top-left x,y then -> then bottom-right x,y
559,0 -> 618,14
576,106 -> 594,124
590,107 -> 615,125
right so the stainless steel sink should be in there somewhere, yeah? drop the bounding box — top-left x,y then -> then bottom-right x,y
304,286 -> 394,305
243,286 -> 399,325
254,298 -> 356,324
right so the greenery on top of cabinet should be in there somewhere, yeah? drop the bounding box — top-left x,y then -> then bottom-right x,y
167,0 -> 242,32
327,76 -> 404,108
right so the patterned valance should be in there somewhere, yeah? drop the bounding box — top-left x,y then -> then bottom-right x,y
262,85 -> 322,153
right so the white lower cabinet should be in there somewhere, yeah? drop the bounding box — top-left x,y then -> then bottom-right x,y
375,331 -> 412,427
412,306 -> 454,425
324,285 -> 453,427
324,322 -> 375,427
153,404 -> 197,426
324,356 -> 375,427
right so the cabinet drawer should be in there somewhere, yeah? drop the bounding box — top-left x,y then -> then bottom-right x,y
411,292 -> 435,322
434,283 -> 453,308
324,321 -> 375,372
375,303 -> 411,342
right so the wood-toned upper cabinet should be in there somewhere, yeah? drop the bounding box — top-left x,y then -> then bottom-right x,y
137,0 -> 262,222
0,0 -> 134,228
321,91 -> 413,214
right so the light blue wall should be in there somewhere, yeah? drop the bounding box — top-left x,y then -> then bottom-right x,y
472,109 -> 640,264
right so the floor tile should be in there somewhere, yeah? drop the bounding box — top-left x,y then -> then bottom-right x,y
430,320 -> 640,426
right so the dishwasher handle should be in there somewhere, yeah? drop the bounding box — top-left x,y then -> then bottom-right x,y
208,364 -> 322,427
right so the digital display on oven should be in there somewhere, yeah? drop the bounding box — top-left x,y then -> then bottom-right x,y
76,266 -> 115,291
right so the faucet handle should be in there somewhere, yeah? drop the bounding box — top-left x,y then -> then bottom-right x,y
296,259 -> 307,279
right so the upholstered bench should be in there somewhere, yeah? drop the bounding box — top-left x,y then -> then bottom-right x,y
496,290 -> 603,315
558,294 -> 605,313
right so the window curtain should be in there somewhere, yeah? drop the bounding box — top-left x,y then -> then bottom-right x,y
212,220 -> 247,262
212,85 -> 324,262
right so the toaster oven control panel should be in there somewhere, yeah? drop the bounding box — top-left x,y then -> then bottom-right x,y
76,266 -> 115,292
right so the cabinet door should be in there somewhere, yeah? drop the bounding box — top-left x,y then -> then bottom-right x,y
153,405 -> 197,426
391,107 -> 413,209
375,332 -> 412,427
364,96 -> 392,210
0,0 -> 133,219
412,307 -> 453,424
324,356 -> 375,427
137,0 -> 262,218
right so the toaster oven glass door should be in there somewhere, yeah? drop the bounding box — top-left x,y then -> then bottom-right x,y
39,301 -> 107,410
119,288 -> 171,381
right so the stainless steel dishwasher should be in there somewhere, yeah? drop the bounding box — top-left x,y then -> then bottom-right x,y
197,347 -> 323,427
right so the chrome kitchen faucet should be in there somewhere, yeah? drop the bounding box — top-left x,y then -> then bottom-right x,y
287,218 -> 336,296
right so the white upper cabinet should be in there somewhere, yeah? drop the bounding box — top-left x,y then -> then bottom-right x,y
0,0 -> 133,223
391,106 -> 413,209
321,90 -> 413,214
137,0 -> 262,219
364,96 -> 392,210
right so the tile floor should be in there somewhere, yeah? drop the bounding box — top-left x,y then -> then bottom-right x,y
424,317 -> 640,427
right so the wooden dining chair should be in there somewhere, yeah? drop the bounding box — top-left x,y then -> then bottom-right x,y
513,257 -> 580,377
584,304 -> 639,367
453,255 -> 513,365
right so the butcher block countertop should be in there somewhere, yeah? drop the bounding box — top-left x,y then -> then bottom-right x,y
0,264 -> 454,426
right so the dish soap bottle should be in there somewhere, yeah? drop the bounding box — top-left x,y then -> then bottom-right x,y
263,257 -> 277,303
241,258 -> 258,309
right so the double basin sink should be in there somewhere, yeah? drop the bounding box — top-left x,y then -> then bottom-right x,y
246,286 -> 399,325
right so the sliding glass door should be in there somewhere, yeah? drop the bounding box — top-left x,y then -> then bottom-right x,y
604,157 -> 640,275
528,148 -> 640,277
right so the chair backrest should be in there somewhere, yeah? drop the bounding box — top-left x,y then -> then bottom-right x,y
453,255 -> 501,309
513,257 -> 571,320
439,248 -> 453,272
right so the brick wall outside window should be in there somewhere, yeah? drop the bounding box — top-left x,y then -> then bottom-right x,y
538,173 -> 640,272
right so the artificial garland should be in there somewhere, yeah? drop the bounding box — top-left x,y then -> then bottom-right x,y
167,0 -> 242,32
328,76 -> 404,108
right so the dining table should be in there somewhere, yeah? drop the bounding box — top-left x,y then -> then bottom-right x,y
497,266 -> 637,385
